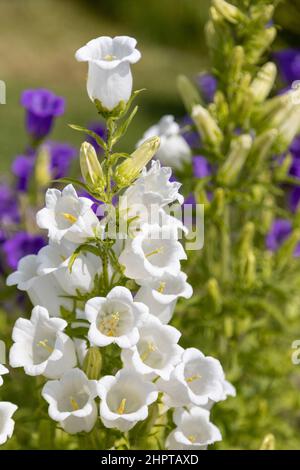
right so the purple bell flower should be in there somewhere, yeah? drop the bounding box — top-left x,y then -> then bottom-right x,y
21,89 -> 65,140
193,156 -> 212,179
45,141 -> 77,179
12,154 -> 35,191
197,73 -> 217,103
0,184 -> 19,223
266,219 -> 300,256
273,49 -> 300,85
2,231 -> 46,270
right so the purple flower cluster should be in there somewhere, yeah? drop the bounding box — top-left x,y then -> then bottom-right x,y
273,49 -> 300,85
266,219 -> 300,257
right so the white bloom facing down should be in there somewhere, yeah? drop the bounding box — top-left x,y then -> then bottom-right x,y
0,365 -> 9,388
36,184 -> 100,243
10,306 -> 77,379
119,224 -> 187,281
42,368 -> 98,434
137,116 -> 191,170
165,407 -> 222,450
85,286 -> 148,349
121,315 -> 183,380
37,241 -> 100,296
6,254 -> 73,317
157,348 -> 226,408
97,368 -> 158,432
135,271 -> 193,324
0,402 -> 18,446
75,36 -> 141,111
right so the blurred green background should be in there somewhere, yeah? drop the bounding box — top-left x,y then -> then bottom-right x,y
0,0 -> 298,175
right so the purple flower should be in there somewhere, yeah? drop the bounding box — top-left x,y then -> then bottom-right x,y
180,116 -> 201,149
290,135 -> 300,159
197,73 -> 217,103
45,141 -> 77,179
2,232 -> 46,270
289,187 -> 300,213
273,49 -> 300,85
86,122 -> 106,153
12,154 -> 35,191
265,219 -> 300,256
193,156 -> 212,179
0,184 -> 19,223
21,89 -> 65,140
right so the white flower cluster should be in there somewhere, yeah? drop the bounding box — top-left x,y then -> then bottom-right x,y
7,160 -> 234,449
0,365 -> 17,445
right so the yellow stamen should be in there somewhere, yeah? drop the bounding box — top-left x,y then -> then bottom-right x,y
117,398 -> 126,415
99,312 -> 120,337
104,54 -> 117,61
37,339 -> 53,354
141,341 -> 157,362
157,282 -> 166,294
186,374 -> 201,383
61,212 -> 77,224
70,397 -> 80,411
188,435 -> 196,443
146,247 -> 164,258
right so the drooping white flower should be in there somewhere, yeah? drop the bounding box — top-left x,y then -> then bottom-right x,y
74,339 -> 88,367
37,240 -> 100,296
36,184 -> 100,243
157,348 -> 226,407
165,406 -> 222,450
97,368 -> 158,432
119,223 -> 187,281
6,254 -> 73,317
121,315 -> 182,380
85,286 -> 148,348
0,365 -> 9,387
75,36 -> 141,111
0,402 -> 18,446
10,306 -> 77,379
42,368 -> 98,434
137,116 -> 191,170
135,271 -> 193,323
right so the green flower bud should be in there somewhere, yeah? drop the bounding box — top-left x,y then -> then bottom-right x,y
115,136 -> 160,187
83,347 -> 102,380
80,141 -> 105,190
218,135 -> 252,185
274,153 -> 292,181
211,188 -> 225,218
228,46 -> 244,99
276,228 -> 300,270
246,27 -> 276,65
248,129 -> 278,172
260,434 -> 276,451
250,62 -> 277,103
35,146 -> 51,188
192,105 -> 223,148
277,107 -> 300,149
212,0 -> 245,24
177,75 -> 202,113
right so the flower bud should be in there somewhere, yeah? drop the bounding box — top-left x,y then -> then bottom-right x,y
249,129 -> 278,172
250,62 -> 277,103
192,105 -> 223,148
246,27 -> 276,65
35,146 -> 51,188
115,136 -> 160,187
218,135 -> 252,185
260,434 -> 276,451
277,228 -> 300,270
177,75 -> 202,113
83,347 -> 102,380
80,141 -> 105,190
277,106 -> 300,149
212,0 -> 245,24
274,153 -> 292,182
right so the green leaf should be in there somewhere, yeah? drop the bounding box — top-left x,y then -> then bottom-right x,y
69,124 -> 106,150
52,177 -> 89,191
68,244 -> 100,272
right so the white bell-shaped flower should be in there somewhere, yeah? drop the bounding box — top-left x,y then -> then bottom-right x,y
0,365 -> 9,387
85,286 -> 148,349
36,184 -> 100,243
0,402 -> 18,445
137,116 -> 191,170
42,368 -> 98,434
6,254 -> 73,317
75,36 -> 141,111
121,315 -> 183,380
97,368 -> 158,432
165,406 -> 222,450
157,348 -> 226,407
119,223 -> 187,281
10,306 -> 77,379
135,271 -> 192,323
37,240 -> 100,296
